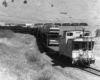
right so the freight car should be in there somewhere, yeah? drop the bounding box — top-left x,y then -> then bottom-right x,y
36,23 -> 60,53
41,24 -> 59,45
59,29 -> 95,66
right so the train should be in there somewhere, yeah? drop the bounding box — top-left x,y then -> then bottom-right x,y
35,23 -> 95,66
0,22 -> 95,66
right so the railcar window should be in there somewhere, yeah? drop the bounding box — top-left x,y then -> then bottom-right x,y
81,42 -> 94,50
84,33 -> 90,36
81,42 -> 87,50
67,33 -> 73,36
73,42 -> 94,50
88,42 -> 94,50
74,43 -> 80,50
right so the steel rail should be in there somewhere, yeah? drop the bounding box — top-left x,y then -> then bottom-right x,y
83,67 -> 100,76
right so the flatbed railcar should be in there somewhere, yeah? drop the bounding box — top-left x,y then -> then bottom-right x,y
36,23 -> 60,53
41,32 -> 59,53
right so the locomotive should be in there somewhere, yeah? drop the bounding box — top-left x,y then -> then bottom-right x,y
59,29 -> 95,66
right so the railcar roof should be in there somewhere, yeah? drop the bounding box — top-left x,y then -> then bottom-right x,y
68,37 -> 95,41
64,30 -> 90,32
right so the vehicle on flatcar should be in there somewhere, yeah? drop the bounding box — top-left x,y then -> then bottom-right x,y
41,24 -> 59,46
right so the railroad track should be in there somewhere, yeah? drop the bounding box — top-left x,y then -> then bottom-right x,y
60,56 -> 100,76
48,53 -> 100,77
59,55 -> 100,76
83,67 -> 100,76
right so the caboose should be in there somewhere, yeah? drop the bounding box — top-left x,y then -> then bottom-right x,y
59,29 -> 95,66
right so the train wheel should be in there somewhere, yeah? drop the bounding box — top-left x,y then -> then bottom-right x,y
86,62 -> 90,67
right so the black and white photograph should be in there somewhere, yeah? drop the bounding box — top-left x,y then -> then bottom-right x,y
0,0 -> 100,80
